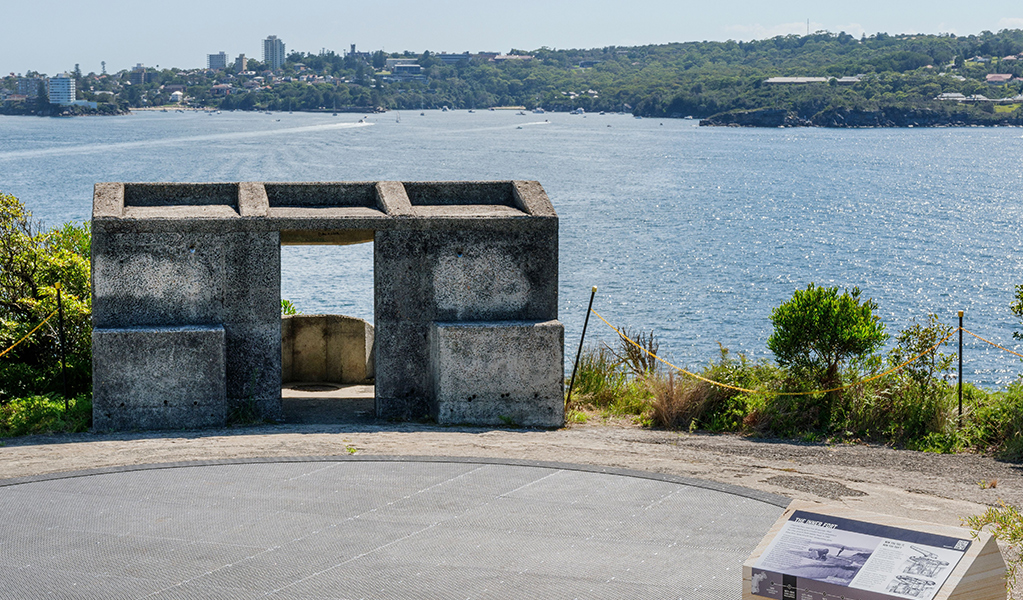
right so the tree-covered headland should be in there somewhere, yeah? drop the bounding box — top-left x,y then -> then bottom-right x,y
4,29 -> 1023,124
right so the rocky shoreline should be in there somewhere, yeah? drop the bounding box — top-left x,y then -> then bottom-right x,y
699,106 -> 1023,128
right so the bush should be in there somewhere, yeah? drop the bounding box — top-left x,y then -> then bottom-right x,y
0,192 -> 91,401
0,394 -> 92,437
767,284 -> 888,430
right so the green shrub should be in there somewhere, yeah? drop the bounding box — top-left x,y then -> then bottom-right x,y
0,192 -> 91,401
767,284 -> 888,430
0,394 -> 92,437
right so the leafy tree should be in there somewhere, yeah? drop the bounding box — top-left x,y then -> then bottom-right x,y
768,284 -> 888,396
0,193 -> 91,400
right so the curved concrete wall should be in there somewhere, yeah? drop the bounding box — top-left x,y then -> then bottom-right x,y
281,315 -> 374,385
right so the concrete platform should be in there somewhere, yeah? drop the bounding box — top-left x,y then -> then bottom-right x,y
0,457 -> 787,599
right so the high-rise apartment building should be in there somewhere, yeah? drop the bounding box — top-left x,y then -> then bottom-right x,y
263,35 -> 285,70
234,54 -> 248,71
47,73 -> 75,105
17,77 -> 44,98
128,63 -> 147,85
207,51 -> 228,70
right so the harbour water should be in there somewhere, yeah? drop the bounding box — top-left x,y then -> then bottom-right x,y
1,110 -> 1021,385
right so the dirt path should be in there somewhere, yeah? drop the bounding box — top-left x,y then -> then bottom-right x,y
3,420 -> 1018,524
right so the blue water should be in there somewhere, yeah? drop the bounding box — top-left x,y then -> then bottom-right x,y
1,110 -> 1022,385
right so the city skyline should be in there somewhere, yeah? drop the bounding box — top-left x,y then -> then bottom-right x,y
3,0 -> 1023,76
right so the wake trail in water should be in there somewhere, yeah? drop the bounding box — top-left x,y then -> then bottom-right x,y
0,121 -> 372,161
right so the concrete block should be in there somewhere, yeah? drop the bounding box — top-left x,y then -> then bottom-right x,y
92,326 -> 226,430
431,320 -> 564,427
281,315 -> 374,384
373,320 -> 432,420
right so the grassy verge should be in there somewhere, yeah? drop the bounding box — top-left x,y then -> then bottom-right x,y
567,333 -> 1023,458
0,394 -> 92,438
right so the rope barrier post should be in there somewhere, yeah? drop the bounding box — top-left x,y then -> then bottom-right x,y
56,282 -> 68,410
567,286 -> 597,405
958,310 -> 964,428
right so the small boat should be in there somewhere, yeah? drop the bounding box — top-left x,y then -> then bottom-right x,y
533,107 -> 545,114
420,112 -> 425,116
468,109 -> 475,113
516,125 -> 523,129
570,108 -> 585,115
517,110 -> 527,115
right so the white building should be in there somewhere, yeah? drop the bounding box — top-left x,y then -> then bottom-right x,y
208,51 -> 228,70
263,35 -> 286,70
47,73 -> 75,105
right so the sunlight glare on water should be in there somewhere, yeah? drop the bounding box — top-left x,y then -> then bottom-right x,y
1,111 -> 1020,385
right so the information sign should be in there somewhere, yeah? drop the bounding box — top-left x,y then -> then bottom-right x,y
751,510 -> 972,600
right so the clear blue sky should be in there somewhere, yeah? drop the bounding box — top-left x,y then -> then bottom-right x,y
5,0 -> 1023,76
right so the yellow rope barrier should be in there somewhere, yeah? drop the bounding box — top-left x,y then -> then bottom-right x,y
0,309 -> 59,359
961,328 -> 1023,360
589,308 -> 958,396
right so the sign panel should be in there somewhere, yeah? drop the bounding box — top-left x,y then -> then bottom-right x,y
751,510 -> 971,600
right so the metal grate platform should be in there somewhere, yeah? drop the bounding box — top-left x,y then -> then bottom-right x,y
0,457 -> 786,599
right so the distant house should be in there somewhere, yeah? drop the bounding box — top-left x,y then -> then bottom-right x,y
492,54 -> 534,62
436,53 -> 470,65
935,92 -> 966,101
835,76 -> 861,85
210,84 -> 234,96
384,58 -> 417,70
393,64 -> 422,76
986,74 -> 1013,84
764,77 -> 829,84
170,90 -> 184,103
966,56 -> 990,63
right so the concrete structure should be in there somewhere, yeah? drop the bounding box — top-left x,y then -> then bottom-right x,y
234,53 -> 247,71
17,77 -> 44,98
207,51 -> 228,70
264,35 -> 286,70
281,315 -> 374,385
91,181 -> 562,430
128,63 -> 146,85
46,73 -> 75,105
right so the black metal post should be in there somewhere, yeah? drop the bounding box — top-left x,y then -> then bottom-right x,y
56,282 -> 68,410
567,286 -> 597,404
958,310 -> 963,427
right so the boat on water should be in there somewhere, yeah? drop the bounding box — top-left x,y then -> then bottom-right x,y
517,110 -> 527,115
532,107 -> 545,114
441,106 -> 449,112
570,108 -> 585,115
468,109 -> 475,113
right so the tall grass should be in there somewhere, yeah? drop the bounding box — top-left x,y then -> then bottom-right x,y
568,326 -> 1023,456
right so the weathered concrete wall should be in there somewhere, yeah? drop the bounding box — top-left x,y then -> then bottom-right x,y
431,320 -> 564,427
281,315 -> 374,384
92,181 -> 562,430
92,326 -> 226,430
